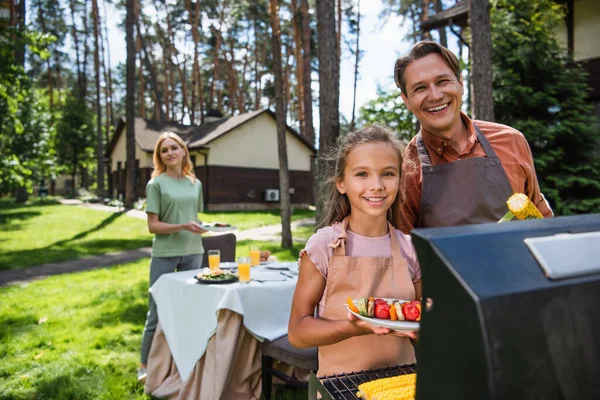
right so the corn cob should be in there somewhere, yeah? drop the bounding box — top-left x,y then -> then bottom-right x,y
372,385 -> 416,400
356,373 -> 416,400
507,193 -> 544,220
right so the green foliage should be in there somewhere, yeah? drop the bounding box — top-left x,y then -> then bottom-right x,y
55,91 -> 96,196
357,86 -> 417,142
0,29 -> 58,194
491,0 -> 600,215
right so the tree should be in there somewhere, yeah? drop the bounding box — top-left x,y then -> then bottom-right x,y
56,91 -> 95,196
125,0 -> 136,208
300,0 -> 315,145
347,0 -> 362,132
491,0 -> 600,215
269,0 -> 293,248
358,86 -> 416,142
92,0 -> 105,196
470,0 -> 494,120
316,0 -> 340,224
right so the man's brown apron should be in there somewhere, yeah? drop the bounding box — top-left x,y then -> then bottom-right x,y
317,217 -> 416,376
416,126 -> 513,228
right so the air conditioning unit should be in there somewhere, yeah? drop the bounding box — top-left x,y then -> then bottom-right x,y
265,189 -> 280,202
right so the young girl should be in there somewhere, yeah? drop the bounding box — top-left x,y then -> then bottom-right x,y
138,132 -> 207,383
288,125 -> 422,376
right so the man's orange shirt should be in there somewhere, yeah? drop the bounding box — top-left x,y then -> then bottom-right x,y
399,112 -> 554,234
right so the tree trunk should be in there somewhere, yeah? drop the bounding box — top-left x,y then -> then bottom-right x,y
336,0 -> 341,69
125,0 -> 136,208
316,0 -> 340,224
434,0 -> 448,47
269,0 -> 293,249
253,17 -> 261,110
291,0 -> 305,136
469,0 -> 494,121
283,41 -> 293,119
350,0 -> 361,132
15,0 -> 26,65
69,0 -> 84,97
209,25 -> 222,111
37,3 -> 54,111
92,0 -> 105,196
135,18 -> 166,121
102,0 -> 114,132
422,0 -> 431,40
301,0 -> 314,145
82,0 -> 89,93
186,0 -> 199,123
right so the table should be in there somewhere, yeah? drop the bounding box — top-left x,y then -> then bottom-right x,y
144,263 -> 305,399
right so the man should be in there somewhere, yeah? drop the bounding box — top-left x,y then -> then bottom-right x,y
394,41 -> 553,233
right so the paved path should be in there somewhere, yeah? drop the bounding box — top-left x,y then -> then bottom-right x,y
0,200 -> 314,287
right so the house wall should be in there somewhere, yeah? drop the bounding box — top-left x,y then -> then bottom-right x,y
110,131 -> 153,172
207,113 -> 313,171
573,0 -> 600,61
204,165 -> 313,210
555,0 -> 600,61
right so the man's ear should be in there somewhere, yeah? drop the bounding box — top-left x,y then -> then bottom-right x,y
401,92 -> 410,111
336,180 -> 345,194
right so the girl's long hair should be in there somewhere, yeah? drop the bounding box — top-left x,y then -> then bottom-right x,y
151,132 -> 196,183
318,124 -> 405,229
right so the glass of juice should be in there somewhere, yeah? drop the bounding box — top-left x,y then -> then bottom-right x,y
249,246 -> 261,267
237,257 -> 251,283
208,249 -> 220,271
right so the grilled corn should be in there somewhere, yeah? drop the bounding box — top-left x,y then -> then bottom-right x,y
356,373 -> 416,400
372,385 -> 416,400
507,193 -> 544,220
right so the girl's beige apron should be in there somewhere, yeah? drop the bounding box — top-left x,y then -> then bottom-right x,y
317,217 -> 416,376
416,126 -> 513,228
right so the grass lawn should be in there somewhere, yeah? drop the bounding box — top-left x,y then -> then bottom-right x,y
0,200 -> 152,271
0,199 -> 315,271
200,208 -> 314,231
0,253 -> 308,400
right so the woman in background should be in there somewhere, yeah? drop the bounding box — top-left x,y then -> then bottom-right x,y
138,132 -> 207,383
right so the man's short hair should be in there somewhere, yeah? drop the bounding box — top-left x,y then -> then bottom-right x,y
394,41 -> 461,94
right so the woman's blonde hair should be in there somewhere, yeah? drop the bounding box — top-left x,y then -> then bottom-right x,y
151,132 -> 196,183
319,124 -> 405,229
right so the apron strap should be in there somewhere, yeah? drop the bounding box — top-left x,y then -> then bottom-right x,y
474,125 -> 500,159
417,125 -> 499,164
328,217 -> 349,256
415,133 -> 431,166
388,221 -> 404,260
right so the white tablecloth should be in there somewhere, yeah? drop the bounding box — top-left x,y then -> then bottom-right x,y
150,264 -> 298,382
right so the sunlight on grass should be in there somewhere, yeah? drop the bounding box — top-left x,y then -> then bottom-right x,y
0,203 -> 152,270
200,208 -> 314,231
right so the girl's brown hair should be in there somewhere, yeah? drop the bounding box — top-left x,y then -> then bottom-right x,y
319,124 -> 405,229
151,132 -> 196,183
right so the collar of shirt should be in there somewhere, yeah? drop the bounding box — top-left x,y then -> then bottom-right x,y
420,111 -> 479,160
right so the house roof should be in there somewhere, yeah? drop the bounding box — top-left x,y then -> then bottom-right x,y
106,109 -> 317,157
421,1 -> 469,32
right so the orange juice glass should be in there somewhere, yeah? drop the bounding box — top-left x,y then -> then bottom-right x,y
237,257 -> 251,283
208,250 -> 220,271
249,247 -> 261,267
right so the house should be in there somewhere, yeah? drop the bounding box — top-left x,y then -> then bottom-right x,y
105,109 -> 317,210
421,0 -> 600,113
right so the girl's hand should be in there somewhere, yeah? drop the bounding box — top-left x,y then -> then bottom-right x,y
346,313 -> 417,339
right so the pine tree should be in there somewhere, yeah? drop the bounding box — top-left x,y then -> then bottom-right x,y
491,0 -> 600,215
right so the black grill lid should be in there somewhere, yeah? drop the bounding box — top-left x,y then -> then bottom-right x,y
411,214 -> 600,400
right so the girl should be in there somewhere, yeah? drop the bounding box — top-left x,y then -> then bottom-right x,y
288,125 -> 422,376
138,132 -> 207,383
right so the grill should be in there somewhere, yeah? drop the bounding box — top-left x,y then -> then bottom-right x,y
308,364 -> 416,399
311,214 -> 600,400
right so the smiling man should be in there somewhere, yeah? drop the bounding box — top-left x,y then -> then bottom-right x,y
394,41 -> 553,233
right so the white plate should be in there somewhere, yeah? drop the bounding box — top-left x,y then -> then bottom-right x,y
218,262 -> 237,269
200,223 -> 236,232
346,298 -> 420,332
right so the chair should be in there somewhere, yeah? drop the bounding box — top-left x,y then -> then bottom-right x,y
261,334 -> 318,400
201,233 -> 236,268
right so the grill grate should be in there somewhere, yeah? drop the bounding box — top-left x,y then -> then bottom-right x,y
311,364 -> 416,400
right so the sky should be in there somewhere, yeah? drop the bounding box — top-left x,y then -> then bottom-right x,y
103,2 -> 413,123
